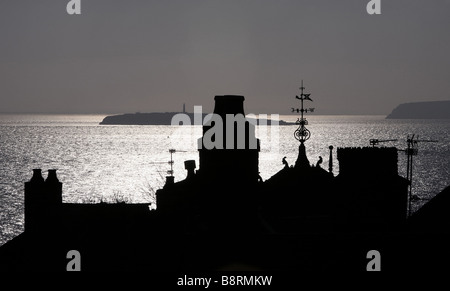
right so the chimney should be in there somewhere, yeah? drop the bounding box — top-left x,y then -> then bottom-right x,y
164,176 -> 175,188
30,169 -> 45,183
213,95 -> 245,118
24,169 -> 45,232
24,169 -> 62,232
45,169 -> 63,204
184,160 -> 196,179
198,95 -> 260,185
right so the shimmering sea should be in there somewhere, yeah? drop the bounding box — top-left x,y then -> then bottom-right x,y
1,114 -> 449,245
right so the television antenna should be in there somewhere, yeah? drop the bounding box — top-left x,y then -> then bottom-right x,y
369,139 -> 398,147
398,135 -> 438,217
167,149 -> 188,177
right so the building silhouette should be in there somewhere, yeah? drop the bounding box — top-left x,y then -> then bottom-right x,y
0,94 -> 449,271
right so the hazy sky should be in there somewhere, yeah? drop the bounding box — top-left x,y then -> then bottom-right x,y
1,0 -> 449,115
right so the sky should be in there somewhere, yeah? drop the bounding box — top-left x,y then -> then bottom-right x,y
1,0 -> 449,115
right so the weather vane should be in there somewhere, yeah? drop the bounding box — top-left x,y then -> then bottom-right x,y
292,80 -> 315,144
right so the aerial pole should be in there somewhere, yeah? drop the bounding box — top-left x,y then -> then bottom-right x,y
401,135 -> 437,217
167,149 -> 189,177
369,139 -> 398,147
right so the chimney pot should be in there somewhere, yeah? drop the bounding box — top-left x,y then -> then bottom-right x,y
46,169 -> 59,183
30,169 -> 44,183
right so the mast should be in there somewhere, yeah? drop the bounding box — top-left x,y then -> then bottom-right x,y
403,135 -> 437,217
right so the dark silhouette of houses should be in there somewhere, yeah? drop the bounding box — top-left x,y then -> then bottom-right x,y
157,95 -> 409,235
0,94 -> 449,271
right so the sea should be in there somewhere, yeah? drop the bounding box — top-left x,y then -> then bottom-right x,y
1,114 -> 449,246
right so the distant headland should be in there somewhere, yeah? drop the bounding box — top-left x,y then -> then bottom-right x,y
99,112 -> 295,125
386,101 -> 450,119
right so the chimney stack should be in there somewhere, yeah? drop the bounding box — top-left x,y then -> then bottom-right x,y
197,95 -> 260,185
24,169 -> 62,232
184,160 -> 196,179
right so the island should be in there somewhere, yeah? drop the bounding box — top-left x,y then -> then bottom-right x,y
99,112 -> 295,125
386,100 -> 450,119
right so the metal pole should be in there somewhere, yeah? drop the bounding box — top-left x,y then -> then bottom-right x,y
408,149 -> 413,217
406,139 -> 410,216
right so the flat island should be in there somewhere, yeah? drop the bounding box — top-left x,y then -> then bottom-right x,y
99,112 -> 295,125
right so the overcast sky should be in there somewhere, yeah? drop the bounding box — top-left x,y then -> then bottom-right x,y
1,0 -> 449,115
